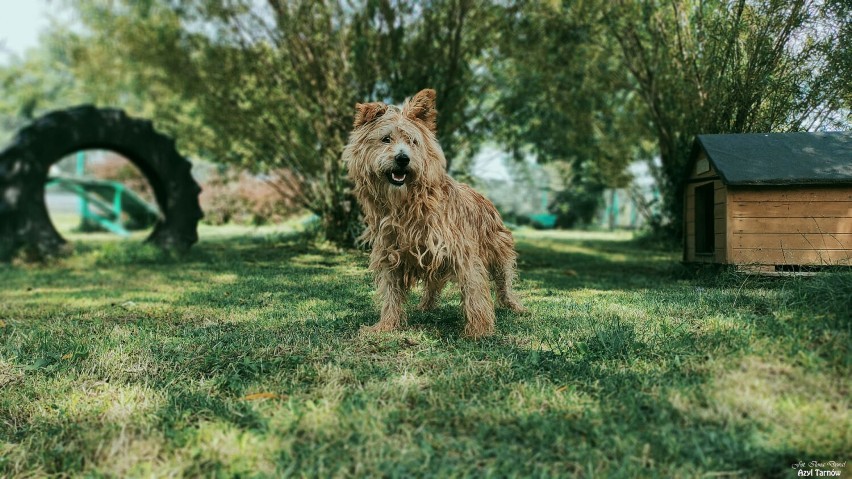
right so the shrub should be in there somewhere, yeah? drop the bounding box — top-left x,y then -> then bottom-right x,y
199,168 -> 301,226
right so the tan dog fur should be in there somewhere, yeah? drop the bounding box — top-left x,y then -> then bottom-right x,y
343,89 -> 525,338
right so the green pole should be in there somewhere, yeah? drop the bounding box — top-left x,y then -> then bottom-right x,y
76,151 -> 88,226
611,189 -> 618,230
113,184 -> 124,228
76,151 -> 85,176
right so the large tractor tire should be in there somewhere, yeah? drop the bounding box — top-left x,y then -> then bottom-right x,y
0,105 -> 203,258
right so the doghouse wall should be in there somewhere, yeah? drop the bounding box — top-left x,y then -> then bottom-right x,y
727,186 -> 852,266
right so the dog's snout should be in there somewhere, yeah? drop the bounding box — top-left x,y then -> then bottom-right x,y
394,152 -> 410,168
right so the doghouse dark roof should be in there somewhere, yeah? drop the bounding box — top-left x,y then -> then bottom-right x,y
693,131 -> 852,185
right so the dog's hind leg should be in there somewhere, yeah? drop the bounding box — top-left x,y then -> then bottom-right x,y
493,260 -> 526,313
418,275 -> 448,311
459,261 -> 496,338
363,268 -> 408,333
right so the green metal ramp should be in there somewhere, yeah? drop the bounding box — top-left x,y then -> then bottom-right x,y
46,176 -> 162,237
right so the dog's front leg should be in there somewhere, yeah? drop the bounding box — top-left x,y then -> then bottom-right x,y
364,267 -> 408,333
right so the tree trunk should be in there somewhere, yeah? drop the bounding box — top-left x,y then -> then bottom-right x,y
319,192 -> 363,246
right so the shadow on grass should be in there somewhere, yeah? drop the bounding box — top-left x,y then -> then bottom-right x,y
517,236 -> 687,293
132,309 -> 805,476
1,230 -> 846,476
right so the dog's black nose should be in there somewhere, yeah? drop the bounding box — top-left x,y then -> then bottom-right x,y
395,152 -> 410,168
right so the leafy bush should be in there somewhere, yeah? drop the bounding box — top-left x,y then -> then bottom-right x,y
199,169 -> 301,226
549,181 -> 604,229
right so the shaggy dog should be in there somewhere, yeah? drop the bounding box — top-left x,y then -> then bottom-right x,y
343,89 -> 525,338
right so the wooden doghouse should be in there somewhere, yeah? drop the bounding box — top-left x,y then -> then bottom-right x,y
684,131 -> 852,272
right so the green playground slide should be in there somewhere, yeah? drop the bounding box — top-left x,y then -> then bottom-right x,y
46,176 -> 162,237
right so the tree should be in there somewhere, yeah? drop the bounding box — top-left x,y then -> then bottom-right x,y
355,0 -> 505,171
0,36 -> 88,145
605,0 -> 851,236
489,1 -> 655,227
56,0 -> 503,244
12,0 -> 848,244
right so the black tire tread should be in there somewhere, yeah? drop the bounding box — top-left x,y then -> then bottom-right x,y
0,105 -> 203,258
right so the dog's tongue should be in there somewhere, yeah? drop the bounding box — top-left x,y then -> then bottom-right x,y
392,171 -> 406,182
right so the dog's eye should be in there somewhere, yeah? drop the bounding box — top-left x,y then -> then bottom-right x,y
412,138 -> 418,146
381,135 -> 391,144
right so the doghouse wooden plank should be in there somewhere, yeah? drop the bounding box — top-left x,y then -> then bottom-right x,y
730,201 -> 852,218
730,217 -> 852,234
731,248 -> 852,265
732,233 -> 852,250
729,188 -> 852,202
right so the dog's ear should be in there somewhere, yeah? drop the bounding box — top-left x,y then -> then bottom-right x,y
403,89 -> 437,133
353,102 -> 388,129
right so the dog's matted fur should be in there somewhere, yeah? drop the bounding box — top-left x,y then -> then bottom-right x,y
343,89 -> 525,338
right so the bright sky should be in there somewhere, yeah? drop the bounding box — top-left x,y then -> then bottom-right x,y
0,0 -> 49,63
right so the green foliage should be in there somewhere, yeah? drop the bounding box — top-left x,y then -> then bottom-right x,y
351,0 -> 503,169
0,38 -> 87,144
492,1 -> 650,186
47,0 -> 504,244
548,170 -> 605,228
605,0 -> 851,234
2,0 -> 848,241
488,1 -> 658,228
0,227 -> 848,476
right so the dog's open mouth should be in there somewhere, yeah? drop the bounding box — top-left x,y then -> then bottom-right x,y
386,169 -> 408,186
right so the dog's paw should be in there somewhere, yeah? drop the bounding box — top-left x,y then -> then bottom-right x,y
508,303 -> 528,314
360,321 -> 398,334
499,300 -> 528,314
462,323 -> 495,339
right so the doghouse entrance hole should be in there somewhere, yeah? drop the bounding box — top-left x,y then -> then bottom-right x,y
694,183 -> 715,255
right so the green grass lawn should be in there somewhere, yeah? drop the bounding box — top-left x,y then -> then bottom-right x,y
1,226 -> 849,478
